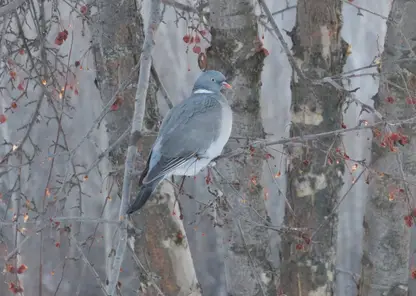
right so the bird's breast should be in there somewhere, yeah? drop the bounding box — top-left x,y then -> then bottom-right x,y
205,102 -> 233,159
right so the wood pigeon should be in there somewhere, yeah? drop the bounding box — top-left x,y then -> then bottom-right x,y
126,70 -> 233,214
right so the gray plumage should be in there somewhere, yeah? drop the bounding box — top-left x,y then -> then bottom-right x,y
127,70 -> 233,214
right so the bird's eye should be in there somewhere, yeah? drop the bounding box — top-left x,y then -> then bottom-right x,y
211,78 -> 215,82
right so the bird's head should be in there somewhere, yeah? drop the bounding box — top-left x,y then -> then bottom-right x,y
192,70 -> 232,94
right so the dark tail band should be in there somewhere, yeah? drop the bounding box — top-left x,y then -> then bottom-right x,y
126,179 -> 161,215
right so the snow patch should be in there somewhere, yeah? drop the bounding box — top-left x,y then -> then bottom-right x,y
291,105 -> 323,125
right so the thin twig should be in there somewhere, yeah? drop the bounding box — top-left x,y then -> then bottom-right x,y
4,225 -> 46,261
70,234 -> 109,296
218,116 -> 416,161
271,5 -> 296,16
127,243 -> 165,295
237,221 -> 267,296
0,0 -> 26,17
161,0 -> 197,13
257,0 -> 307,82
151,63 -> 173,109
343,0 -> 394,23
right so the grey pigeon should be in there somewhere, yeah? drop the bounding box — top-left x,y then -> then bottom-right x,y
126,70 -> 233,214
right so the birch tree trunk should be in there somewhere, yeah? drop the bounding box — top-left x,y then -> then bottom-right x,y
91,0 -> 201,294
280,0 -> 349,294
182,0 -> 275,295
361,1 -> 415,295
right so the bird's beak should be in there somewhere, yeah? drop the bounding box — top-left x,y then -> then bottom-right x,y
221,81 -> 232,89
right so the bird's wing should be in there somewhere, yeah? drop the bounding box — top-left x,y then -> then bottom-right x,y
142,93 -> 223,184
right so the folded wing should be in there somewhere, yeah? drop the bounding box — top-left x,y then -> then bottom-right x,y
142,94 -> 223,184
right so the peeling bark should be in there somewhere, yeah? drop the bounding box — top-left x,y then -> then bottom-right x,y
361,1 -> 415,295
280,0 -> 348,295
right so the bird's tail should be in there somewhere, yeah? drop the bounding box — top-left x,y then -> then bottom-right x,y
126,179 -> 161,215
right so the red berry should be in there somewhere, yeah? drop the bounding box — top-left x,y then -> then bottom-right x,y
390,133 -> 400,141
192,46 -> 201,54
11,102 -> 17,109
404,215 -> 413,227
16,264 -> 27,274
9,71 -> 16,80
18,82 -> 24,91
80,5 -> 88,14
341,123 -> 347,129
195,35 -> 201,43
75,61 -> 80,67
110,103 -> 119,111
399,136 -> 408,146
19,48 -> 24,55
200,30 -> 207,36
55,37 -> 63,46
183,34 -> 190,43
385,96 -> 394,103
0,114 -> 6,123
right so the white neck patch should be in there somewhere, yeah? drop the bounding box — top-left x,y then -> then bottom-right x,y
193,89 -> 214,94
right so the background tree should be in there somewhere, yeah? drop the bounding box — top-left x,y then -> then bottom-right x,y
1,0 -> 416,295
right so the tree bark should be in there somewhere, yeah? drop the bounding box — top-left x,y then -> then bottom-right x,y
91,0 -> 202,294
280,0 -> 348,294
361,1 -> 415,295
182,0 -> 274,295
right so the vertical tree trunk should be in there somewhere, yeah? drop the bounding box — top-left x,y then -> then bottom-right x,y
280,0 -> 348,294
182,0 -> 274,295
91,1 -> 202,294
361,1 -> 415,295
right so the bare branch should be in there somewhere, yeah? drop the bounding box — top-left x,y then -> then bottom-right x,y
0,0 -> 25,17
218,116 -> 416,161
70,234 -> 109,296
161,0 -> 197,13
257,0 -> 307,82
151,63 -> 173,109
271,5 -> 296,16
106,0 -> 162,295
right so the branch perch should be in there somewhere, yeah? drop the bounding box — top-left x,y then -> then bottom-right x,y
106,0 -> 162,295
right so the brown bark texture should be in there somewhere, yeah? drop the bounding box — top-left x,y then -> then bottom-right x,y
280,0 -> 349,295
361,1 -> 416,295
